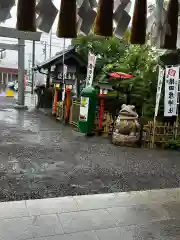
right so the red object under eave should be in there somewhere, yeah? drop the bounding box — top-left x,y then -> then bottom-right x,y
108,72 -> 134,79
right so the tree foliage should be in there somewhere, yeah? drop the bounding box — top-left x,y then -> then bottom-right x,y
72,34 -> 160,119
101,44 -> 159,118
72,35 -> 128,75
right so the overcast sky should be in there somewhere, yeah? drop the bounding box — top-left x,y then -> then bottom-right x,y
0,0 -> 153,70
0,0 -> 71,70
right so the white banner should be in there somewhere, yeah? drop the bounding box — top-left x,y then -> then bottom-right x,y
79,97 -> 89,121
164,66 -> 179,117
155,66 -> 164,117
86,52 -> 96,87
62,64 -> 68,101
63,64 -> 67,79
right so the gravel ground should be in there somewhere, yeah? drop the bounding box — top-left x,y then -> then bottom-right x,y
0,96 -> 180,201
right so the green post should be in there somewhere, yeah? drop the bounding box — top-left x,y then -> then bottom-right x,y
78,86 -> 97,134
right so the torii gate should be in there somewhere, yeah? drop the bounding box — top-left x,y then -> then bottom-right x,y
0,26 -> 41,109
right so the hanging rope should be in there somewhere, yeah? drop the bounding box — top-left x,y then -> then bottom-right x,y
130,0 -> 147,44
16,0 -> 36,32
94,0 -> 114,36
163,0 -> 179,49
56,0 -> 77,38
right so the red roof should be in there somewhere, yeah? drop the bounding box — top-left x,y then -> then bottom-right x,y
0,67 -> 27,75
0,67 -> 18,75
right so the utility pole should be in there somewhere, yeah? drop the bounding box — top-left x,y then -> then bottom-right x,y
43,42 -> 47,61
31,41 -> 35,94
28,54 -> 32,82
49,29 -> 52,58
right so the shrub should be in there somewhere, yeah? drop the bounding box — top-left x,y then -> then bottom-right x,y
164,138 -> 180,150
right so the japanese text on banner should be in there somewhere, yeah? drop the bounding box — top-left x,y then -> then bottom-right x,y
86,53 -> 96,87
164,67 -> 179,117
62,64 -> 67,101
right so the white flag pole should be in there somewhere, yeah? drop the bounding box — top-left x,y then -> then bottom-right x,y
175,68 -> 180,139
151,65 -> 164,148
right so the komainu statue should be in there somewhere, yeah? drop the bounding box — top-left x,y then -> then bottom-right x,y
112,104 -> 140,146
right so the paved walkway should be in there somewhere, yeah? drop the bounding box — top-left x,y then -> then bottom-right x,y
0,95 -> 180,201
1,188 -> 180,240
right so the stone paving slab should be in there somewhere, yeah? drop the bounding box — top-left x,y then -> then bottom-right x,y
0,188 -> 180,239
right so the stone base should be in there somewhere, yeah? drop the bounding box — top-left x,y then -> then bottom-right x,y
14,104 -> 28,110
112,132 -> 138,147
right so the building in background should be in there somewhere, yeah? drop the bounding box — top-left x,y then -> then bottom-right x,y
0,67 -> 27,87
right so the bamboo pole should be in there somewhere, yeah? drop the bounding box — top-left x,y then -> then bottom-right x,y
151,116 -> 156,148
174,86 -> 179,139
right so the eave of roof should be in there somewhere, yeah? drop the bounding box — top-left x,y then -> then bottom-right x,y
34,46 -> 86,70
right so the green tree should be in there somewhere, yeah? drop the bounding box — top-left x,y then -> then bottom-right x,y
72,35 -> 127,76
72,33 -> 160,119
97,44 -> 159,118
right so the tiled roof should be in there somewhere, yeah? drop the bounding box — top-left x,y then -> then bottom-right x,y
35,46 -> 85,69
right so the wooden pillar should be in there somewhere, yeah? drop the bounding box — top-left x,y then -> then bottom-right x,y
76,66 -> 81,99
46,67 -> 50,88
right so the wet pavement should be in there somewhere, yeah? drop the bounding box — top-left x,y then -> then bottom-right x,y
1,188 -> 180,240
0,95 -> 180,201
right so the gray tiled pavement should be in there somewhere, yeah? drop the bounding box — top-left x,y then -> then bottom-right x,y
1,188 -> 180,240
2,95 -> 180,201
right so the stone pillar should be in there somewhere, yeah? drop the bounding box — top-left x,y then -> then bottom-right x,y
6,73 -> 8,86
1,72 -> 3,84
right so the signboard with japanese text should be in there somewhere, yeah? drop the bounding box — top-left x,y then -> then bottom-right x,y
63,65 -> 67,79
155,66 -> 164,117
86,52 -> 96,87
62,64 -> 67,101
164,67 -> 179,117
79,97 -> 89,121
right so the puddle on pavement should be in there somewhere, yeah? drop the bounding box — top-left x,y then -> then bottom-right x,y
1,109 -> 15,112
0,109 -> 41,133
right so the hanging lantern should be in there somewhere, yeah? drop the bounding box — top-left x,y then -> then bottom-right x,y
56,0 -> 77,38
94,0 -> 114,37
163,0 -> 178,49
16,0 -> 36,32
130,0 -> 147,44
